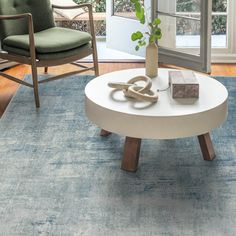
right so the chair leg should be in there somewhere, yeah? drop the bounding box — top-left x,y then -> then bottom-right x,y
31,63 -> 40,108
44,67 -> 48,74
92,47 -> 99,76
88,4 -> 99,77
91,31 -> 99,76
94,60 -> 99,77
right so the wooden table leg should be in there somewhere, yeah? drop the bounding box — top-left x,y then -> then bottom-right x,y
198,133 -> 216,161
121,137 -> 142,172
100,129 -> 112,137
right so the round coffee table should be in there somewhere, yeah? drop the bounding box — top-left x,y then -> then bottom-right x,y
85,68 -> 228,172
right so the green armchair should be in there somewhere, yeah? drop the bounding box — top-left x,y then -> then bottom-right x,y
0,0 -> 99,107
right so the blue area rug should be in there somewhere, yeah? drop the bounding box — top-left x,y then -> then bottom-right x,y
0,74 -> 235,235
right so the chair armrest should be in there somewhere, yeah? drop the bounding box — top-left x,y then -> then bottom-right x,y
52,3 -> 96,47
52,3 -> 92,11
52,3 -> 93,24
0,13 -> 36,60
0,13 -> 31,20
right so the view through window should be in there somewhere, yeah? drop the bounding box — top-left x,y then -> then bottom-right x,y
114,0 -> 144,18
69,0 -> 227,48
176,0 -> 227,48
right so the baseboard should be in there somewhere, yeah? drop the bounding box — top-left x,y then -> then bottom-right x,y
0,60 -> 19,70
212,54 -> 236,63
78,59 -> 145,63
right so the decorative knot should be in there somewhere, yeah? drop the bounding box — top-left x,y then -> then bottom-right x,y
108,76 -> 158,103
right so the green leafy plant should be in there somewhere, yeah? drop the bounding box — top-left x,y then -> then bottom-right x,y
131,0 -> 162,51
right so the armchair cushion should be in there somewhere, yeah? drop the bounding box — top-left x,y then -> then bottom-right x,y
2,43 -> 92,60
3,27 -> 92,54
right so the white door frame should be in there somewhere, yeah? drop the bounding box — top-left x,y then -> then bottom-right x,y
212,0 -> 236,63
157,0 -> 212,73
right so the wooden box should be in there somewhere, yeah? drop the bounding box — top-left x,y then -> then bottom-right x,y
169,70 -> 199,98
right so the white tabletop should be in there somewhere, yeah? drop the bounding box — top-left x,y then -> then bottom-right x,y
85,68 -> 228,139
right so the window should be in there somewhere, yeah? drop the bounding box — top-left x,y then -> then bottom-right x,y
176,0 -> 228,48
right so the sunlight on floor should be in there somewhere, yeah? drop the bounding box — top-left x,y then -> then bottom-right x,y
84,39 -> 144,61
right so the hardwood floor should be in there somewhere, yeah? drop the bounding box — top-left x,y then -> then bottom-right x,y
0,65 -> 29,116
0,62 -> 235,117
211,64 -> 236,76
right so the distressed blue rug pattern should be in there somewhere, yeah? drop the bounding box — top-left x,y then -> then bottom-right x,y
0,75 -> 235,235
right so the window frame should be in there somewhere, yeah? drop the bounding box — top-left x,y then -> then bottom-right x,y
212,0 -> 236,62
157,0 -> 212,72
173,0 -> 236,63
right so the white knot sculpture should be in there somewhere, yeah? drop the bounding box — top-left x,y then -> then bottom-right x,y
108,76 -> 158,103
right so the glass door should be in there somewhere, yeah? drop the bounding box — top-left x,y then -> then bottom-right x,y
106,0 -> 152,56
106,0 -> 212,72
157,0 -> 213,73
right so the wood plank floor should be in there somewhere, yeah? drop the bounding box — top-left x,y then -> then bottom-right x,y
0,62 -> 235,117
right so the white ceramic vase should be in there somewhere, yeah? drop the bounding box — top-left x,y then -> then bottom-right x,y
145,42 -> 158,78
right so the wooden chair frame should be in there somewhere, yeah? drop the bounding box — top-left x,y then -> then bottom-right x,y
0,3 -> 99,108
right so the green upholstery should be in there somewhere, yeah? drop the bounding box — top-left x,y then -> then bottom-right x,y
3,27 -> 92,53
0,0 -> 55,41
3,43 -> 92,60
